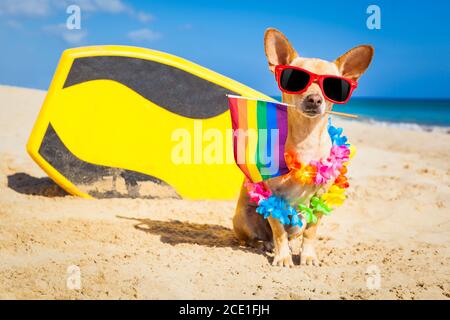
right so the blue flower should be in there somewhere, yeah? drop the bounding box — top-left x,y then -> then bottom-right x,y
256,198 -> 273,219
290,213 -> 303,227
328,124 -> 349,147
256,195 -> 303,226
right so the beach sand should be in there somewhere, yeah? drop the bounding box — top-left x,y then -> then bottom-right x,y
0,85 -> 449,299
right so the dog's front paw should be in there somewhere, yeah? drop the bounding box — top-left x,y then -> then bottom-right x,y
300,242 -> 320,266
272,252 -> 294,267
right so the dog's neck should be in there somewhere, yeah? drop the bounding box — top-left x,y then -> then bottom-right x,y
284,109 -> 332,164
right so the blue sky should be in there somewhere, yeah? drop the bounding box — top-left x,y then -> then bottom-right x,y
0,0 -> 449,98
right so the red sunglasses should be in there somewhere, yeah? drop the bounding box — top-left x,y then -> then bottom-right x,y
275,65 -> 358,104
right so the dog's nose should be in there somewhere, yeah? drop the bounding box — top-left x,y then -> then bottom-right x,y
304,94 -> 323,109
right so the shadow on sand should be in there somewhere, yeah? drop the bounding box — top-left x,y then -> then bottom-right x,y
117,216 -> 268,257
7,172 -> 68,197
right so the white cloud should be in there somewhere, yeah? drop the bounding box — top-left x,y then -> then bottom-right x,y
2,0 -> 158,44
180,23 -> 193,30
0,0 -> 150,19
127,28 -> 161,42
62,30 -> 87,44
4,20 -> 23,29
43,23 -> 87,44
54,0 -> 130,14
0,0 -> 51,17
63,0 -> 95,12
89,0 -> 129,13
136,11 -> 153,23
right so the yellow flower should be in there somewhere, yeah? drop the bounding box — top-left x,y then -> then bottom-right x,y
349,144 -> 356,159
294,164 -> 317,185
321,185 -> 346,207
342,144 -> 356,166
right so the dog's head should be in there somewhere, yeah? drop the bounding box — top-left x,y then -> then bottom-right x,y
264,28 -> 374,118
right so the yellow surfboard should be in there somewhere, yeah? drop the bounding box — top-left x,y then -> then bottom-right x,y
27,46 -> 275,199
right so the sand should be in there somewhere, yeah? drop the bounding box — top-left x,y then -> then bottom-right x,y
0,85 -> 449,300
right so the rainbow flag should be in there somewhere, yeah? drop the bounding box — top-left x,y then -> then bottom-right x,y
227,95 -> 289,183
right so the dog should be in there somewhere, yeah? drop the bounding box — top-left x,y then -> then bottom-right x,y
233,28 -> 373,267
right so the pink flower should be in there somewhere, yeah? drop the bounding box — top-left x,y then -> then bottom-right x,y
245,181 -> 272,204
330,145 -> 350,162
312,160 -> 333,185
325,156 -> 342,177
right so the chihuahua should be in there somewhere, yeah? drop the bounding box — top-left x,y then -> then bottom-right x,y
233,28 -> 373,267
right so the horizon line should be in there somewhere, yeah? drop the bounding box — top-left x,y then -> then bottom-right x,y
1,83 -> 449,102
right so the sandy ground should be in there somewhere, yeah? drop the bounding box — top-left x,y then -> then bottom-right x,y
0,85 -> 449,300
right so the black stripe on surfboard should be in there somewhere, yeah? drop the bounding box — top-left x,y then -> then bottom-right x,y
38,123 -> 179,199
63,56 -> 239,119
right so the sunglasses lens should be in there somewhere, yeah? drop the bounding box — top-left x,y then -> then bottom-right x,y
280,68 -> 310,92
323,77 -> 351,102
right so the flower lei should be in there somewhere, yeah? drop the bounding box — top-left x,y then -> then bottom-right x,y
246,119 -> 355,226
246,182 -> 303,227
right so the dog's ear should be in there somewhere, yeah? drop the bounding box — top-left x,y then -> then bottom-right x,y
264,28 -> 298,73
334,45 -> 374,81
